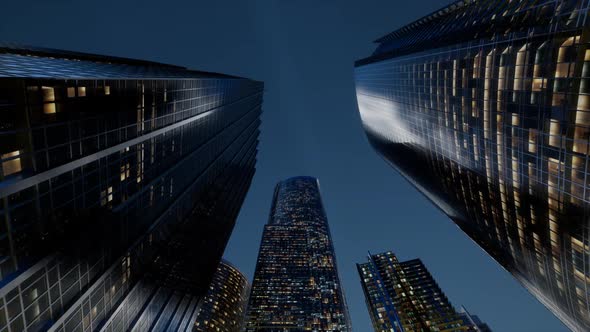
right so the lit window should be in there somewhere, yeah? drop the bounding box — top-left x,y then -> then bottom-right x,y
104,85 -> 110,95
120,163 -> 130,181
577,95 -> 590,112
549,119 -> 561,147
555,63 -> 572,78
2,151 -> 21,176
41,86 -> 55,102
528,129 -> 537,153
67,87 -> 76,98
532,78 -> 546,92
101,186 -> 113,206
511,113 -> 519,126
44,103 -> 56,114
514,44 -> 528,91
78,86 -> 86,97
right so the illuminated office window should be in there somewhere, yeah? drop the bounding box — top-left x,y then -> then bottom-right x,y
42,86 -> 55,102
1,151 -> 21,176
43,103 -> 56,114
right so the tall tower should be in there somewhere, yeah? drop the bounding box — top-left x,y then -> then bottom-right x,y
194,260 -> 250,332
0,45 -> 263,332
354,1 -> 590,330
244,176 -> 351,331
357,251 -> 489,332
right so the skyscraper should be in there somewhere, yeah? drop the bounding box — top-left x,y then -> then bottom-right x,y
193,260 -> 250,332
0,45 -> 263,332
458,307 -> 492,332
244,176 -> 351,331
357,251 -> 488,332
354,0 -> 590,330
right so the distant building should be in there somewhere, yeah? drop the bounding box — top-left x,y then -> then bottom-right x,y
357,251 -> 490,332
354,0 -> 590,330
0,45 -> 263,332
245,176 -> 351,331
194,260 -> 250,332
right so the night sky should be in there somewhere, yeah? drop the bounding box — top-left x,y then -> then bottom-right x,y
0,1 -> 568,331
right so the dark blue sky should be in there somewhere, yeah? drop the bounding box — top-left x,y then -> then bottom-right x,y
0,1 -> 568,331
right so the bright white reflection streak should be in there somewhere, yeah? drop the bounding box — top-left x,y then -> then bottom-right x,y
356,88 -> 416,145
354,86 -> 474,220
356,86 -> 481,173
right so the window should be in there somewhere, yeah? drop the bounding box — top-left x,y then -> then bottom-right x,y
120,163 -> 130,181
2,151 -> 21,176
41,86 -> 55,102
101,186 -> 113,206
549,119 -> 561,147
43,103 -> 56,114
78,87 -> 86,97
532,78 -> 546,91
42,86 -> 56,114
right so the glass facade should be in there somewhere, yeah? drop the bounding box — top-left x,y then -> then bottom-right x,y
357,251 -> 486,332
0,45 -> 263,332
193,260 -> 249,332
244,176 -> 351,331
458,307 -> 492,332
354,1 -> 590,331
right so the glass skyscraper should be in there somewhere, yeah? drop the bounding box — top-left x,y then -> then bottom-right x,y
354,0 -> 590,330
458,307 -> 492,332
357,251 -> 489,332
193,260 -> 250,332
244,176 -> 351,331
0,45 -> 263,332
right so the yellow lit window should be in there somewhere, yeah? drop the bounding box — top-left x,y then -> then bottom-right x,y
514,44 -> 528,91
555,63 -> 572,78
511,113 -> 519,126
120,163 -> 130,181
532,78 -> 546,91
528,129 -> 537,153
67,87 -> 76,98
43,103 -> 56,114
549,119 -> 561,147
41,86 -> 55,102
78,86 -> 86,97
555,36 -> 579,78
105,86 -> 110,95
577,95 -> 590,112
2,151 -> 21,176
